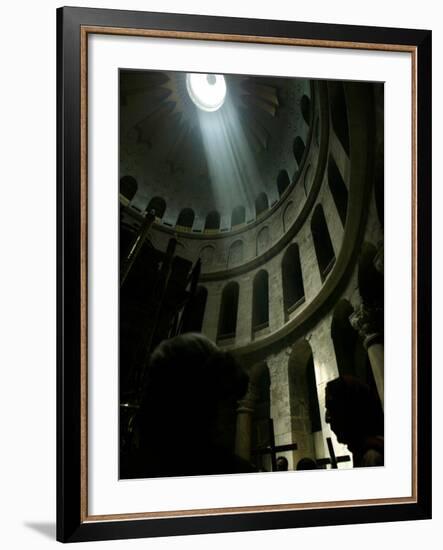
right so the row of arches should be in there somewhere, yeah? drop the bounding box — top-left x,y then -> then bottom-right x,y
120,192 -> 271,231
179,237 -> 378,344
174,201 -> 339,340
198,156 -> 346,269
122,141 -> 346,243
248,292 -> 381,470
248,341 -> 322,471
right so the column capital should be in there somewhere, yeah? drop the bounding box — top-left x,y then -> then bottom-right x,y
349,304 -> 383,349
236,397 -> 255,414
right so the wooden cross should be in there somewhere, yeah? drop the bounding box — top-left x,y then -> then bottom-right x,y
316,437 -> 351,469
252,418 -> 298,471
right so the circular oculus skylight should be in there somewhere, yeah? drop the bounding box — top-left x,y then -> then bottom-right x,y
186,73 -> 227,112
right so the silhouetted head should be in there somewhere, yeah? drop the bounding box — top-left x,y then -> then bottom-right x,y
325,375 -> 383,447
296,457 -> 318,471
138,333 -> 249,452
276,456 -> 289,471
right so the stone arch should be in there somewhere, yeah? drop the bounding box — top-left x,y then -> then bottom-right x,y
147,196 -> 166,218
328,155 -> 348,227
205,210 -> 220,230
218,281 -> 239,339
256,226 -> 270,256
231,205 -> 246,227
282,243 -> 305,316
181,286 -> 208,333
255,192 -> 269,217
252,270 -> 269,332
288,339 -> 322,464
329,81 -> 350,155
277,169 -> 290,197
120,175 -> 137,201
228,240 -> 244,267
176,208 -> 195,229
311,204 -> 335,281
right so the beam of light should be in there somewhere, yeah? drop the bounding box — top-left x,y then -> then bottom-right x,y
186,73 -> 227,112
196,90 -> 267,224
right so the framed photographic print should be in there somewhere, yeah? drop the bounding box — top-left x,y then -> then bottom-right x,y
57,6 -> 432,543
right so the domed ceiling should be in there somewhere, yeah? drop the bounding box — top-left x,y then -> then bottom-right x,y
120,69 -> 311,231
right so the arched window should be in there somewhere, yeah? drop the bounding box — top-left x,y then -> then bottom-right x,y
228,240 -> 244,267
231,205 -> 246,227
329,81 -> 350,155
176,208 -> 195,229
181,286 -> 208,333
147,196 -> 166,218
255,193 -> 269,217
301,94 -> 311,125
120,175 -> 138,201
328,156 -> 348,226
252,270 -> 269,331
282,243 -> 305,314
218,282 -> 239,339
277,169 -> 290,197
205,211 -> 220,230
311,204 -> 335,281
293,136 -> 306,166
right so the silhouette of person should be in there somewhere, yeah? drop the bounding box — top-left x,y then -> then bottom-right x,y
325,375 -> 384,467
276,456 -> 289,471
120,333 -> 254,478
296,457 -> 318,470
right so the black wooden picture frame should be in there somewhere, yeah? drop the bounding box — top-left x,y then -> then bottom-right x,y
57,6 -> 432,543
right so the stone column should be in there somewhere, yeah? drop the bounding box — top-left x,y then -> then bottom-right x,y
201,285 -> 222,342
268,260 -> 285,331
349,304 -> 384,409
268,352 -> 294,468
234,395 -> 255,462
236,276 -> 253,345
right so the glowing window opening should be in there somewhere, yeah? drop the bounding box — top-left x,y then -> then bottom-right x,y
186,73 -> 227,112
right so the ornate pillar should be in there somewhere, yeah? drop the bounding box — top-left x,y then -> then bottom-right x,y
349,304 -> 384,409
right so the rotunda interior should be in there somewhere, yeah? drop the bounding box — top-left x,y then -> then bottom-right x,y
119,68 -> 384,477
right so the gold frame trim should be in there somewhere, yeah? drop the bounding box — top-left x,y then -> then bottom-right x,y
79,26 -> 418,523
